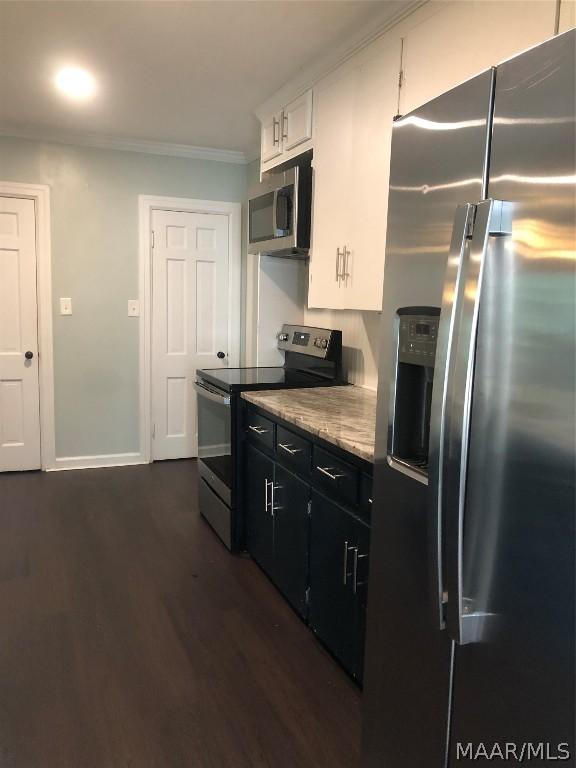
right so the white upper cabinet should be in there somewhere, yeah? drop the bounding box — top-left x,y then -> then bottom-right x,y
260,90 -> 313,173
259,0 -> 560,312
308,41 -> 400,311
260,111 -> 283,164
282,90 -> 313,153
400,0 -> 557,114
559,0 -> 575,33
308,66 -> 357,310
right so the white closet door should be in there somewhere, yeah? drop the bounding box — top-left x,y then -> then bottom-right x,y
152,209 -> 229,460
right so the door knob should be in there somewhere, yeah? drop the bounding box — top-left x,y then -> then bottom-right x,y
217,351 -> 226,359
25,351 -> 34,360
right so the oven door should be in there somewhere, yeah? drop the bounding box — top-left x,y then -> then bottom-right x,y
195,380 -> 232,505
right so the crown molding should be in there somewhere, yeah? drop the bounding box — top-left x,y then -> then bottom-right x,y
0,124 -> 248,164
254,0 -> 427,120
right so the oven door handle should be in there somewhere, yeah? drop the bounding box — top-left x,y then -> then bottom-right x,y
194,381 -> 231,407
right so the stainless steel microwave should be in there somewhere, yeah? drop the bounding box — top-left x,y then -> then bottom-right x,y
248,155 -> 312,258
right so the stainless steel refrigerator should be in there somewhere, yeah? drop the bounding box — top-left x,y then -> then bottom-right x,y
362,30 -> 575,768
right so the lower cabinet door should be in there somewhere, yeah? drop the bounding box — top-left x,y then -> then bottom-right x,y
245,444 -> 275,577
273,464 -> 310,618
351,517 -> 370,683
309,491 -> 356,675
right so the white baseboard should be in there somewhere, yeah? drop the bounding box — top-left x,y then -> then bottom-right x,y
48,452 -> 148,471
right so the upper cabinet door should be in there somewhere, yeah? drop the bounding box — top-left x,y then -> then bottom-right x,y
344,42 -> 400,311
307,65 -> 358,310
400,1 -> 556,114
308,41 -> 400,312
260,90 -> 314,172
282,90 -> 313,153
261,111 -> 283,164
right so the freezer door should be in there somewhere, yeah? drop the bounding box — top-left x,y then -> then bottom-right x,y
361,70 -> 495,768
448,30 -> 575,763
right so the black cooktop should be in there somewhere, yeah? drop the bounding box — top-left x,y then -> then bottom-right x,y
197,366 -> 337,393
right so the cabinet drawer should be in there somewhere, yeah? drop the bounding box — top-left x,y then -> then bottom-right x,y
244,410 -> 275,451
359,473 -> 373,523
312,446 -> 359,506
276,425 -> 311,474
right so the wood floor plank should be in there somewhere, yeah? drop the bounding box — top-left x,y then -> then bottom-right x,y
0,460 -> 361,768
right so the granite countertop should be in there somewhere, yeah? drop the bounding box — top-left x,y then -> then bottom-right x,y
242,385 -> 377,462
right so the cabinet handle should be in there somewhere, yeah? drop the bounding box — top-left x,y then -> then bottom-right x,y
282,113 -> 288,141
368,498 -> 373,505
341,246 -> 351,282
335,247 -> 342,282
278,442 -> 302,455
264,478 -> 269,511
353,549 -> 369,595
272,496 -> 276,549
270,482 -> 281,515
249,425 -> 268,435
343,540 -> 350,585
316,466 -> 345,481
273,118 -> 280,146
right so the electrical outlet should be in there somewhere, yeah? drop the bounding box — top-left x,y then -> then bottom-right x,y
128,299 -> 140,317
60,297 -> 72,315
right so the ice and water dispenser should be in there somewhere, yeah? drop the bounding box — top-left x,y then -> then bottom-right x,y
389,307 -> 440,478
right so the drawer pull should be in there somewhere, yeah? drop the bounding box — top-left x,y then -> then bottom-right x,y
316,466 -> 345,481
249,425 -> 269,435
278,442 -> 302,455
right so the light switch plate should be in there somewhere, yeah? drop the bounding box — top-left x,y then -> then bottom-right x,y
128,299 -> 140,317
60,297 -> 72,315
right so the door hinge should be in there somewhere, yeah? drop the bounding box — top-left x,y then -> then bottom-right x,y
152,423 -> 156,439
305,587 -> 310,605
151,230 -> 155,249
307,500 -> 312,516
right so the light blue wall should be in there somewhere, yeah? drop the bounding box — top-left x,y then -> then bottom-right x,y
0,136 -> 247,458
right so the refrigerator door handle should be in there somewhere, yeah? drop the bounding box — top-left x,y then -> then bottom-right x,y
428,203 -> 476,631
444,198 -> 512,645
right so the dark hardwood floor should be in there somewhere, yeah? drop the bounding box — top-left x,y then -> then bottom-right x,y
0,460 -> 361,768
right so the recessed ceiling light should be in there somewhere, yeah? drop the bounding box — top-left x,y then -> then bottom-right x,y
54,66 -> 96,101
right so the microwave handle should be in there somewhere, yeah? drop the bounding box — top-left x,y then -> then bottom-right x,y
272,190 -> 278,235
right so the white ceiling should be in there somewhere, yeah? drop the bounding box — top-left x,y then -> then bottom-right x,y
0,0 -> 411,160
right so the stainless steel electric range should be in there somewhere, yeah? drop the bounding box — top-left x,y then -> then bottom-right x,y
194,324 -> 344,551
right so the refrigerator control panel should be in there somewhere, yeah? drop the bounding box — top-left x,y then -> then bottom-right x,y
398,314 -> 439,366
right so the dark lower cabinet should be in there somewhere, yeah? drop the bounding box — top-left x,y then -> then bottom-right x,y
353,519 -> 370,681
246,444 -> 275,578
244,406 -> 371,684
309,491 -> 369,682
273,465 -> 310,618
246,445 -> 310,618
309,490 -> 356,673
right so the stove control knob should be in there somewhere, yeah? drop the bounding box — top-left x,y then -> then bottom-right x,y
320,339 -> 328,349
278,333 -> 289,342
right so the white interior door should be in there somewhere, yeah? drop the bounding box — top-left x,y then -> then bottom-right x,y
0,197 -> 41,471
151,208 -> 229,460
